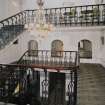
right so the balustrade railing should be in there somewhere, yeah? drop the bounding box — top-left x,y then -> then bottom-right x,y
25,4 -> 105,26
0,63 -> 78,105
0,48 -> 79,105
0,4 -> 105,50
18,50 -> 79,69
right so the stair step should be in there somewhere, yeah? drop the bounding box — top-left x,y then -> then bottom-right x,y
77,63 -> 105,105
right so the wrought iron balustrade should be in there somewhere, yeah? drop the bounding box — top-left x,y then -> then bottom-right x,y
0,63 -> 78,105
0,49 -> 79,104
25,4 -> 105,26
0,64 -> 25,103
18,50 -> 79,69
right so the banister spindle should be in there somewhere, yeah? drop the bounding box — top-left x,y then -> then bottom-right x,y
45,51 -> 48,65
54,9 -> 57,26
64,7 -> 67,26
69,52 -> 72,66
42,50 -> 44,66
64,52 -> 67,67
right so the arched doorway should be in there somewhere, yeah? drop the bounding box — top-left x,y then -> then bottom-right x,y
51,40 -> 64,57
78,39 -> 92,58
28,40 -> 38,56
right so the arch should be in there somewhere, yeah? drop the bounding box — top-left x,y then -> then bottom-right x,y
78,39 -> 92,58
51,40 -> 64,57
28,40 -> 38,56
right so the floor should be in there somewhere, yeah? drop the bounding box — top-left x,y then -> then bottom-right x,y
77,63 -> 105,105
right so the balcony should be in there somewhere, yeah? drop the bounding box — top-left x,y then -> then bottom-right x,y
25,4 -> 105,26
0,4 -> 105,50
18,50 -> 79,70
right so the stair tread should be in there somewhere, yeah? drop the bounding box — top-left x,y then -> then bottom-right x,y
77,63 -> 105,105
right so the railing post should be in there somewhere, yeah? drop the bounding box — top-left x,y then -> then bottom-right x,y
73,68 -> 77,105
98,4 -> 100,25
42,69 -> 49,105
68,70 -> 73,105
6,20 -> 10,43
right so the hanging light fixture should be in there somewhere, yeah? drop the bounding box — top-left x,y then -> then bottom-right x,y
25,0 -> 53,38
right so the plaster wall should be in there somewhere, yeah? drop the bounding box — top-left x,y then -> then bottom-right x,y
0,26 -> 103,64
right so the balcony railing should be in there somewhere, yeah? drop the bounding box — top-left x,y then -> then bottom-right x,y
25,4 -> 105,26
18,50 -> 79,69
0,49 -> 79,104
0,4 -> 105,50
0,62 -> 78,105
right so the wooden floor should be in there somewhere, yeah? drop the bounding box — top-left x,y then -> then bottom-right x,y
77,63 -> 105,105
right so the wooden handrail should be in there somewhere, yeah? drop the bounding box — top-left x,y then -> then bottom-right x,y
16,50 -> 79,70
0,63 -> 78,71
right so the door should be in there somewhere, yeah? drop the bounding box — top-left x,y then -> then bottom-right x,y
49,72 -> 65,105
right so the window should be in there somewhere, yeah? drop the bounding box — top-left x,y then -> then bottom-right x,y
28,40 -> 38,56
51,40 -> 63,57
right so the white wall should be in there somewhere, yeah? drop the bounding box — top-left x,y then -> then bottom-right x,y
7,0 -> 22,17
0,41 -> 20,64
22,0 -> 97,10
0,0 -> 7,20
0,0 -> 23,21
100,30 -> 105,67
0,26 -> 104,64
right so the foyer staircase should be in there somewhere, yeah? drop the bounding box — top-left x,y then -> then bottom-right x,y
0,24 -> 24,49
0,11 -> 26,50
77,63 -> 105,105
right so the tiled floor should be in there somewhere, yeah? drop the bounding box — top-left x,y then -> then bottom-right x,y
77,63 -> 105,105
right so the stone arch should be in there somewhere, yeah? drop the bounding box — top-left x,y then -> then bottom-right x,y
78,39 -> 92,58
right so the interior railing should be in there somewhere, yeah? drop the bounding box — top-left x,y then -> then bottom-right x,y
0,64 -> 78,105
0,49 -> 79,105
18,50 -> 79,69
25,4 -> 105,26
0,4 -> 105,50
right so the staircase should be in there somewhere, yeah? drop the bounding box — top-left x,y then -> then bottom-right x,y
0,25 -> 24,49
0,11 -> 26,50
77,63 -> 105,105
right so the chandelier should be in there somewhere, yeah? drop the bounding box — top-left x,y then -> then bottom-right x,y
25,0 -> 53,38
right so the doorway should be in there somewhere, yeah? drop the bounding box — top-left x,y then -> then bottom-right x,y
49,72 -> 65,105
78,39 -> 92,58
